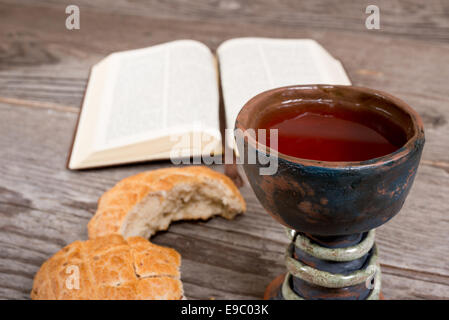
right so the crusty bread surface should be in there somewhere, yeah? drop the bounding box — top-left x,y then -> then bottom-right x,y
88,166 -> 246,239
31,235 -> 182,300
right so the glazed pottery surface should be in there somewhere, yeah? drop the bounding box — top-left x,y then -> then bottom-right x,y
235,85 -> 425,236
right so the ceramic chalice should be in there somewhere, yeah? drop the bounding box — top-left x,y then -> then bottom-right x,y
235,85 -> 425,300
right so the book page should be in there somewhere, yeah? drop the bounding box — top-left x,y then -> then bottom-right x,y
95,40 -> 220,149
69,40 -> 221,169
217,37 -> 351,148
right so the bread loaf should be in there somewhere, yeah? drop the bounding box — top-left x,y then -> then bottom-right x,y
88,166 -> 246,239
31,235 -> 183,300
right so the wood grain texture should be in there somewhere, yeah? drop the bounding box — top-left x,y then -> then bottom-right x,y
3,0 -> 449,42
0,0 -> 448,300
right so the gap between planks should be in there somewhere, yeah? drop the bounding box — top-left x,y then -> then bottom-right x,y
0,96 -> 79,113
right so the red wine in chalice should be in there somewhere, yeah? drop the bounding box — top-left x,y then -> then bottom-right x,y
258,102 -> 406,162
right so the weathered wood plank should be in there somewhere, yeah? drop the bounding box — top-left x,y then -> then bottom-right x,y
0,102 -> 448,300
3,0 -> 449,42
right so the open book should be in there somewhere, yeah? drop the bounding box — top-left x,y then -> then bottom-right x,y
68,38 -> 351,169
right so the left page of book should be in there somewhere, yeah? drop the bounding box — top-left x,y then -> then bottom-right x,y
69,40 -> 221,169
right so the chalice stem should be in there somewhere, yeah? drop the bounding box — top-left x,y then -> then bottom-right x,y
276,229 -> 381,300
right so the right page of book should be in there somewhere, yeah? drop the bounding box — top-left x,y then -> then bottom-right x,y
217,37 -> 351,149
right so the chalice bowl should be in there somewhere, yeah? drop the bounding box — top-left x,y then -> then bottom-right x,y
235,85 -> 425,300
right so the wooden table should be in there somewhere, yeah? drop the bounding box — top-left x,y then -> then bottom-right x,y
1,0 -> 448,300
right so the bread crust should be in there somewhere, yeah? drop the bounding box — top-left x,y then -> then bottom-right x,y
31,235 -> 182,300
88,166 -> 246,239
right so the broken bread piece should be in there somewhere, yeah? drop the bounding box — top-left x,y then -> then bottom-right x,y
88,166 -> 246,239
31,235 -> 183,300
